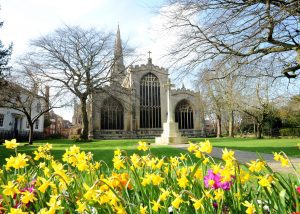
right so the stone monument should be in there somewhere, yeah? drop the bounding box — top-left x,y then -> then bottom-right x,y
155,79 -> 188,145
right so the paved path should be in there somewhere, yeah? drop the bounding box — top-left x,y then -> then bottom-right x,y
170,144 -> 300,174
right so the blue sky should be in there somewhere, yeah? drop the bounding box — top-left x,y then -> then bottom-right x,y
0,0 -> 165,60
1,0 -> 180,121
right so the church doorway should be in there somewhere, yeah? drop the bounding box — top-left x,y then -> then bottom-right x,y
101,98 -> 124,130
175,100 -> 194,129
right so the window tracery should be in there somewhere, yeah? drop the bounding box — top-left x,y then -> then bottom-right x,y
140,73 -> 161,128
175,100 -> 194,129
101,98 -> 124,130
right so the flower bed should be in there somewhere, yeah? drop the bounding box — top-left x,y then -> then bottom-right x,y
0,139 -> 299,213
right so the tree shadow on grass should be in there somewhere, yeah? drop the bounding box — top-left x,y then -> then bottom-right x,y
212,146 -> 300,157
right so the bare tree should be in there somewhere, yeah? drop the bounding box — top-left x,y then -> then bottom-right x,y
199,70 -> 225,138
161,0 -> 300,78
197,58 -> 246,137
25,25 -> 126,141
238,77 -> 282,139
0,67 -> 63,144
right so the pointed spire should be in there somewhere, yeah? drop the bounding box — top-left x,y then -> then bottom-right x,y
181,83 -> 185,89
114,24 -> 124,65
111,25 -> 125,85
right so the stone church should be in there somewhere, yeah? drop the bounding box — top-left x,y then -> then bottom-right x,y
72,27 -> 205,139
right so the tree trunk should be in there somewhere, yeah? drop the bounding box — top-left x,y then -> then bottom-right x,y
216,114 -> 222,138
228,110 -> 234,137
253,118 -> 256,135
29,125 -> 34,145
80,97 -> 89,141
257,123 -> 263,139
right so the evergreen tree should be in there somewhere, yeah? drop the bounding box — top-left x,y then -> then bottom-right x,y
0,21 -> 12,79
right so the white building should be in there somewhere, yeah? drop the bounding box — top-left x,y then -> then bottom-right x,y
0,85 -> 45,141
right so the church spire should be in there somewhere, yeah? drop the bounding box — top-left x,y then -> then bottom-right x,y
111,25 -> 125,85
114,24 -> 124,66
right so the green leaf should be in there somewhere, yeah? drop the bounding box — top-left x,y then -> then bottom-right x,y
279,189 -> 286,209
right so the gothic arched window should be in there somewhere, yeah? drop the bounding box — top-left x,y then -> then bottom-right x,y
140,73 -> 161,128
175,100 -> 194,129
101,98 -> 124,130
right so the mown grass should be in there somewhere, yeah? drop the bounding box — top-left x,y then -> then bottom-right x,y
1,137 -> 299,167
0,139 -> 193,167
190,137 -> 300,157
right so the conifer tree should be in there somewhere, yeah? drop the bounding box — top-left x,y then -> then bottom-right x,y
0,21 -> 12,80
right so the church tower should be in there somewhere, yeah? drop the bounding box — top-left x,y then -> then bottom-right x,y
111,25 -> 126,85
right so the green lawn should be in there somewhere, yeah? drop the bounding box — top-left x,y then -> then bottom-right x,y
1,137 -> 299,167
0,139 -> 192,167
191,137 -> 300,157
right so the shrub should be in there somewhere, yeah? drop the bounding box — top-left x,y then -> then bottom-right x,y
280,128 -> 300,137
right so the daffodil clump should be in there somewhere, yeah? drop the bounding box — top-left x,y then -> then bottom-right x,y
0,139 -> 299,213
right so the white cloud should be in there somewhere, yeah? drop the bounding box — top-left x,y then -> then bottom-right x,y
0,1 -> 193,120
133,4 -> 195,88
0,0 -> 108,59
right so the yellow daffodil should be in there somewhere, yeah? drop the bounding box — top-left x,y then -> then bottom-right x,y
273,152 -> 282,161
247,160 -> 265,172
139,204 -> 148,214
155,158 -> 164,170
5,153 -> 29,170
141,174 -> 152,186
151,200 -> 163,212
137,141 -> 149,151
214,189 -> 224,201
258,176 -> 271,188
172,193 -> 183,209
222,148 -> 236,162
187,143 -> 198,153
199,139 -> 212,154
280,156 -> 289,167
114,204 -> 126,214
130,153 -> 141,168
3,139 -> 19,149
1,181 -> 19,197
194,169 -> 202,179
17,174 -> 26,183
114,148 -> 122,156
159,188 -> 170,201
170,157 -> 179,168
239,169 -> 250,184
212,164 -> 221,174
21,190 -> 37,204
47,195 -> 64,212
202,157 -> 209,165
8,208 -> 28,214
37,177 -> 52,193
151,174 -> 164,186
76,200 -> 87,213
194,150 -> 202,158
37,208 -> 49,214
191,197 -> 204,211
179,153 -> 187,161
273,152 -> 289,167
177,176 -> 189,188
113,155 -> 126,170
242,201 -> 256,214
83,183 -> 97,201
220,169 -> 232,182
204,190 -> 213,199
